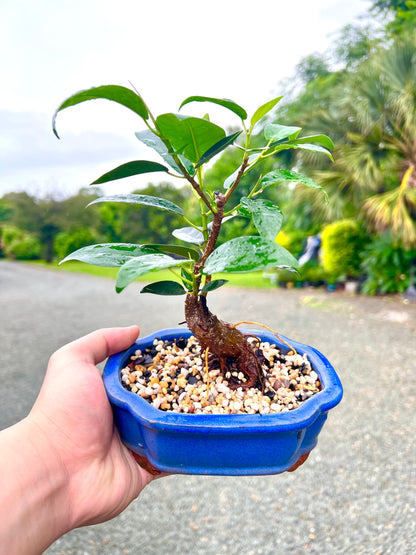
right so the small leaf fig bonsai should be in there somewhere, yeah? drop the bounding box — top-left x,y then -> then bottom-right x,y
54,85 -> 332,390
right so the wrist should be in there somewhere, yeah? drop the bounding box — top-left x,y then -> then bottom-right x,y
0,417 -> 72,554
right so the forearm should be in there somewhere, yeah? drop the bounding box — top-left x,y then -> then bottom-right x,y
0,418 -> 71,555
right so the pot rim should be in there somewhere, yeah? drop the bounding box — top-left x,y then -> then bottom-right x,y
104,327 -> 343,432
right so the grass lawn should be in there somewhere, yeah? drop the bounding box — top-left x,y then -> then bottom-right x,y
26,260 -> 275,289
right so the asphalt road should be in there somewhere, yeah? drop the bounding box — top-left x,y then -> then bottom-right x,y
1,261 -> 415,554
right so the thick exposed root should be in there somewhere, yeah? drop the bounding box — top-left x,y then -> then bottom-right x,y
185,294 -> 264,390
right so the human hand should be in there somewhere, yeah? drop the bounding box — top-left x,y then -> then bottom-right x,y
29,326 -> 157,528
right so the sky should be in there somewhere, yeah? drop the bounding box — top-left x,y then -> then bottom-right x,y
0,0 -> 372,199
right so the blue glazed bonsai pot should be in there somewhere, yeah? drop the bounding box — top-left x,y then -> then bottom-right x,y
103,328 -> 343,476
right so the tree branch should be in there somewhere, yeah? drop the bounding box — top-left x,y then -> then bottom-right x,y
224,156 -> 249,202
194,192 -> 226,279
183,172 -> 213,212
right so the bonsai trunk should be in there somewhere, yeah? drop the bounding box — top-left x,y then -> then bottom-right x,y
184,186 -> 264,389
185,293 -> 264,390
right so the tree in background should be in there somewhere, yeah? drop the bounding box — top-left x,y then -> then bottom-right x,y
0,183 -> 190,261
314,34 -> 416,248
0,192 -> 41,234
371,0 -> 416,36
96,182 -> 190,245
199,0 -> 416,291
0,189 -> 102,262
265,1 -> 416,250
1,224 -> 41,260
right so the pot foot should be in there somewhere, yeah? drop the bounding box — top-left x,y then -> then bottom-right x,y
130,451 -> 163,476
287,451 -> 310,472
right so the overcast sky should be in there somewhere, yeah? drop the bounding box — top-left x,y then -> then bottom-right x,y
0,0 -> 372,199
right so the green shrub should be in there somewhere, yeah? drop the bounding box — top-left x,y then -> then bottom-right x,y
301,263 -> 329,284
54,228 -> 98,260
2,224 -> 21,246
1,224 -> 41,260
361,233 -> 415,295
321,219 -> 362,280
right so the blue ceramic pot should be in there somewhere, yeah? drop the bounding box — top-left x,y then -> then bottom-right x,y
103,328 -> 342,476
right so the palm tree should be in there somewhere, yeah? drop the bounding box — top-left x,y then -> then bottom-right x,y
296,33 -> 416,246
345,34 -> 416,246
364,165 -> 416,246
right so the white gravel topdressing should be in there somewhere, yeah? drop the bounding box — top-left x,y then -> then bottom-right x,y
121,335 -> 321,414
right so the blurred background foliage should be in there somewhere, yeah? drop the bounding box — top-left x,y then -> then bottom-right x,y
1,0 -> 415,294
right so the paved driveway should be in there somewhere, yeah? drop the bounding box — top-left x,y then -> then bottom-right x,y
1,261 -> 415,554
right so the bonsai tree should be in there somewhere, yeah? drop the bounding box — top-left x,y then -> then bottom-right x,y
53,85 -> 333,390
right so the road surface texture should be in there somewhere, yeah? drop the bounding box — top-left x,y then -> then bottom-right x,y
1,261 -> 415,554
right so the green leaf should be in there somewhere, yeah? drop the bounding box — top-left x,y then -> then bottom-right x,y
140,280 -> 187,296
59,243 -> 158,267
172,226 -> 204,245
200,279 -> 228,294
87,194 -> 184,215
202,236 -> 298,274
116,254 -> 188,292
261,168 -> 319,188
236,204 -> 251,218
156,113 -> 226,163
181,266 -> 195,287
287,142 -> 334,160
53,85 -> 148,138
145,244 -> 200,261
135,130 -> 194,175
90,161 -> 169,185
250,96 -> 283,128
294,134 -> 334,150
239,197 -> 283,241
224,167 -> 240,190
135,130 -> 181,173
264,123 -> 302,142
179,96 -> 248,120
195,131 -> 242,169
260,169 -> 328,201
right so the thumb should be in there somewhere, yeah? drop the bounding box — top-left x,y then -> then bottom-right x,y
53,326 -> 140,367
